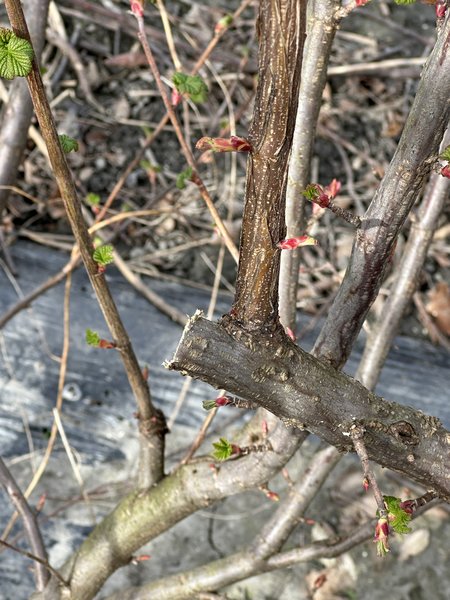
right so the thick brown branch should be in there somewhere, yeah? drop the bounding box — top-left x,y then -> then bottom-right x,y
231,0 -> 307,328
313,14 -> 450,368
168,312 -> 450,500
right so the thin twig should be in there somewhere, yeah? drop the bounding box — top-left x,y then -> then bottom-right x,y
350,425 -> 386,516
0,457 -> 49,590
4,0 -> 166,489
0,538 -> 67,587
132,7 -> 239,264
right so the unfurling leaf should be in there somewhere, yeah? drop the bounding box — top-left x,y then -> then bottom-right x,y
0,28 -> 33,80
85,193 -> 100,207
277,235 -> 318,250
59,134 -> 79,154
93,244 -> 114,267
172,72 -> 208,104
439,145 -> 450,162
212,437 -> 233,460
176,166 -> 193,189
394,0 -> 416,4
383,495 -> 412,535
85,328 -> 101,347
215,14 -> 233,34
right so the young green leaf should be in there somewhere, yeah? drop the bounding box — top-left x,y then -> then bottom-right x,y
212,437 -> 233,461
85,193 -> 100,207
172,72 -> 208,104
0,28 -> 33,80
394,0 -> 416,4
439,145 -> 450,162
85,328 -> 101,347
59,134 -> 79,154
176,166 -> 193,189
93,244 -> 114,266
384,495 -> 412,535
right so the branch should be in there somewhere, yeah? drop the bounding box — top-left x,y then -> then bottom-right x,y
0,0 -> 50,215
102,446 -> 341,599
0,457 -> 49,590
357,125 -> 450,389
279,0 -> 340,329
313,13 -> 450,368
4,0 -> 167,489
230,0 -> 307,328
34,421 -> 305,599
168,312 -> 450,500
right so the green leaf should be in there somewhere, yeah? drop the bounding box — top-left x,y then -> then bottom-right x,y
176,166 -> 193,189
202,399 -> 218,411
85,328 -> 101,347
59,134 -> 79,154
93,244 -> 114,266
302,184 -> 321,201
85,193 -> 100,206
212,437 -> 233,461
439,145 -> 450,162
393,0 -> 416,4
0,28 -> 33,80
172,72 -> 208,104
384,496 -> 412,534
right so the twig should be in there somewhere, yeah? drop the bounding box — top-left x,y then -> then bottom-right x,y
334,0 -> 371,21
0,538 -> 67,587
103,446 -> 341,599
155,0 -> 182,71
357,126 -> 450,388
279,0 -> 339,329
350,425 -> 386,516
310,196 -> 361,227
313,15 -> 450,368
0,0 -> 50,214
4,0 -> 166,489
132,6 -> 239,264
0,457 -> 49,590
1,267 -> 72,542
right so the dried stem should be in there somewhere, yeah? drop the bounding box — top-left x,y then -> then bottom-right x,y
0,457 -> 49,590
4,0 -> 166,488
133,9 -> 239,264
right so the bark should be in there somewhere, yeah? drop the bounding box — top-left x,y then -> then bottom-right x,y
0,0 -> 50,214
168,311 -> 450,500
231,0 -> 307,328
313,12 -> 450,368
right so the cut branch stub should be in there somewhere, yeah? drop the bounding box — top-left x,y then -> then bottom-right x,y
230,0 -> 307,330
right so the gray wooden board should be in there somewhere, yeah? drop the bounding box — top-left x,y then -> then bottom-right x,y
0,242 -> 449,598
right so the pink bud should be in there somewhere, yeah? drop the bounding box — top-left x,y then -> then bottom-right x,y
130,0 -> 144,17
196,136 -> 252,153
363,477 -> 369,492
399,500 -> 415,515
285,326 -> 296,341
277,235 -> 318,250
215,395 -> 231,406
440,164 -> 450,179
261,420 -> 268,435
265,490 -> 280,502
171,88 -> 183,107
374,516 -> 390,556
436,0 -> 447,18
356,0 -> 369,5
324,178 -> 341,199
